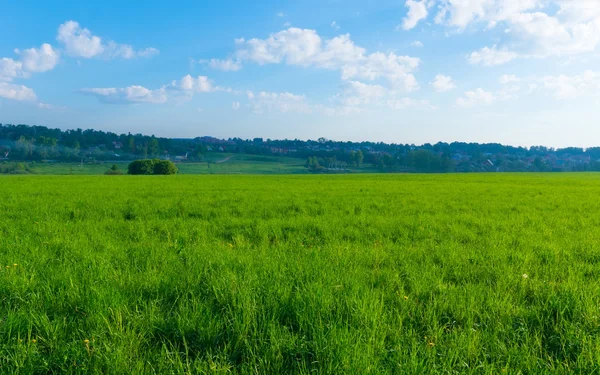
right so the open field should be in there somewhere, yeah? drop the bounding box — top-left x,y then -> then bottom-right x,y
1,174 -> 600,373
1,153 -> 384,175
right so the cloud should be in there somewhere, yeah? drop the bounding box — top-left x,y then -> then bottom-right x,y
232,101 -> 241,110
57,21 -> 159,59
78,74 -> 233,104
178,74 -> 219,93
468,45 -> 517,66
334,81 -> 388,107
431,74 -> 456,92
277,12 -> 285,17
0,58 -> 25,81
329,80 -> 434,113
387,97 -> 435,110
0,82 -> 37,101
540,70 -> 600,99
79,86 -> 168,104
499,74 -> 520,84
207,58 -> 242,72
410,40 -> 424,47
57,21 -> 104,58
401,0 -> 429,30
434,1 -> 600,62
456,88 -> 495,107
331,21 -> 340,30
248,91 -> 312,114
15,43 -> 60,73
37,102 -> 54,109
234,28 -> 420,91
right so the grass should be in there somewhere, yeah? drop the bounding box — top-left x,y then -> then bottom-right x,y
3,153 -> 379,175
1,173 -> 600,374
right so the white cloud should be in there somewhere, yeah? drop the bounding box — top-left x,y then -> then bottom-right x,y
179,74 -> 217,92
0,58 -> 25,81
207,58 -> 242,71
277,12 -> 285,17
234,28 -> 420,91
469,45 -> 517,66
37,102 -> 54,109
387,97 -> 435,110
334,81 -> 388,107
57,21 -> 159,59
232,101 -> 241,110
249,91 -> 311,114
499,74 -> 520,84
15,44 -> 60,73
435,1 -> 600,61
540,70 -> 600,99
331,21 -> 340,30
431,74 -> 456,92
456,88 -> 495,107
79,86 -> 168,104
410,40 -> 424,47
78,73 -> 233,104
402,0 -> 429,30
57,21 -> 104,58
0,82 -> 37,101
138,48 -> 160,58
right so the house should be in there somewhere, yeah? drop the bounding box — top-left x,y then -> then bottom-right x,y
174,152 -> 188,161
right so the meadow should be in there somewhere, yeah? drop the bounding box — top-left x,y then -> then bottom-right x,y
1,174 -> 600,374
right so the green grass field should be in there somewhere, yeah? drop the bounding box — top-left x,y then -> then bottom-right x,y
1,174 -> 600,373
3,153 -> 382,176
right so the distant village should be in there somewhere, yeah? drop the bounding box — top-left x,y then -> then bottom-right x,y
2,123 -> 600,173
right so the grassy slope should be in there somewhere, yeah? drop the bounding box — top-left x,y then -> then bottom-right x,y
19,153 -> 364,175
1,174 -> 600,373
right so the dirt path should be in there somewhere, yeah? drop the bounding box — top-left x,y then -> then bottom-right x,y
215,155 -> 234,164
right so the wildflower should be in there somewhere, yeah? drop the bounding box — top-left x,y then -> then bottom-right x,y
84,339 -> 90,344
31,339 -> 37,343
227,243 -> 233,248
13,264 -> 17,267
428,342 -> 435,347
5,266 -> 9,268
404,296 -> 409,300
522,274 -> 528,279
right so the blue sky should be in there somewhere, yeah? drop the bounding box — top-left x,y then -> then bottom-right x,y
1,0 -> 600,147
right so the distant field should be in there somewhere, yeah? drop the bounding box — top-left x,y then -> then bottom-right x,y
1,174 -> 600,373
4,153 -> 351,175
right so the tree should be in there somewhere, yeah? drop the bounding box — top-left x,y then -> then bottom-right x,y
128,160 -> 155,175
355,150 -> 364,167
148,138 -> 160,157
305,157 -> 323,172
105,164 -> 123,175
153,160 -> 178,175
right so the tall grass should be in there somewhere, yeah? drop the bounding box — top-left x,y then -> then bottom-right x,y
1,174 -> 599,373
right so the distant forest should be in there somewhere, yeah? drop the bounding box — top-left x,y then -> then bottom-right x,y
2,123 -> 600,173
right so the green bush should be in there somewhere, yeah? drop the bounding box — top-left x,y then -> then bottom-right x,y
128,159 -> 178,175
105,164 -> 123,175
153,160 -> 178,175
128,160 -> 156,175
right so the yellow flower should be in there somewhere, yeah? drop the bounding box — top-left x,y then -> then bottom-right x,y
31,339 -> 37,343
522,274 -> 528,279
13,264 -> 17,267
428,342 -> 435,347
5,266 -> 9,269
404,296 -> 409,300
84,339 -> 90,344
